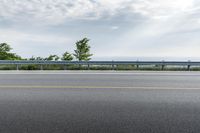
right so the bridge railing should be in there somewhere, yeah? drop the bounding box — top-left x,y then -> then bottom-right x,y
0,60 -> 199,70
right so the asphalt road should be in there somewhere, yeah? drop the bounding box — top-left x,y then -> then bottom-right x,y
0,71 -> 200,133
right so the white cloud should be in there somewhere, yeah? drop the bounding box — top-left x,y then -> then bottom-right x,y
0,28 -> 73,57
131,0 -> 197,19
1,0 -> 200,58
0,29 -> 71,44
0,0 -> 199,24
0,0 -> 131,25
111,26 -> 119,30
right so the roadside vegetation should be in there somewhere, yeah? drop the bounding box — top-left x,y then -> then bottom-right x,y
0,38 -> 95,70
0,37 -> 92,62
0,64 -> 199,71
0,38 -> 199,71
0,43 -> 22,60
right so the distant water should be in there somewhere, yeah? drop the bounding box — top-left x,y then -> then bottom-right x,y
92,57 -> 200,61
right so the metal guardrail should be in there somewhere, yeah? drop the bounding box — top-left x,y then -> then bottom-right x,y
0,60 -> 200,70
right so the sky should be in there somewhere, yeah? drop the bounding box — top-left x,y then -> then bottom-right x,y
0,0 -> 200,60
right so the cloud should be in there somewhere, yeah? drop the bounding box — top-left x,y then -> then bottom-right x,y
0,28 -> 73,57
1,0 -> 200,58
0,29 -> 71,44
0,0 -> 132,25
111,26 -> 119,30
0,0 -> 199,24
130,0 -> 197,19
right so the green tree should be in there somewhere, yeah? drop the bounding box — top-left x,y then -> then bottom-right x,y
29,56 -> 44,60
45,55 -> 60,61
0,43 -> 12,53
29,56 -> 36,60
73,38 -> 93,61
0,43 -> 21,60
61,52 -> 73,61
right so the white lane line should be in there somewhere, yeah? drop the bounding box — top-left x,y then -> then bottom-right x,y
0,72 -> 200,76
0,85 -> 199,90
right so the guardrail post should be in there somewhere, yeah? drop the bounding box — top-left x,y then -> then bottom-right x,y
187,65 -> 191,71
136,60 -> 139,69
136,65 -> 139,69
40,65 -> 43,70
161,65 -> 165,70
187,60 -> 191,71
78,62 -> 81,69
64,65 -> 67,70
112,61 -> 114,70
161,61 -> 165,70
16,64 -> 19,70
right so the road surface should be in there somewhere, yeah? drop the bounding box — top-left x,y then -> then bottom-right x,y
0,71 -> 200,133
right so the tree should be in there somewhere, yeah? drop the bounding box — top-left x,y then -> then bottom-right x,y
29,56 -> 44,60
73,38 -> 93,61
61,52 -> 73,61
0,43 -> 21,60
45,55 -> 60,61
0,43 -> 12,53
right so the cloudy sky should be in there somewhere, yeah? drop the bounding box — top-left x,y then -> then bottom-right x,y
0,0 -> 200,60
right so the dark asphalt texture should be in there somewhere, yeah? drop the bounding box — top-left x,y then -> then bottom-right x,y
0,71 -> 200,133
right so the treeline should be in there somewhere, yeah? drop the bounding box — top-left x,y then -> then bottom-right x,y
0,38 -> 93,61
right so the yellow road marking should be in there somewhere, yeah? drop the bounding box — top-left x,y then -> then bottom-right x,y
0,85 -> 199,90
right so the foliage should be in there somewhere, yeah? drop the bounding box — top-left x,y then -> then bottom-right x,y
29,56 -> 44,60
45,55 -> 60,61
73,38 -> 93,61
0,43 -> 12,52
61,52 -> 73,61
0,43 -> 22,60
29,55 -> 60,61
0,38 -> 93,62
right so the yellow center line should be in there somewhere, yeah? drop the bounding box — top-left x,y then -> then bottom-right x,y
0,85 -> 199,90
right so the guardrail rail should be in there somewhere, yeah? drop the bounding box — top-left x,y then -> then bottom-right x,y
0,60 -> 199,70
